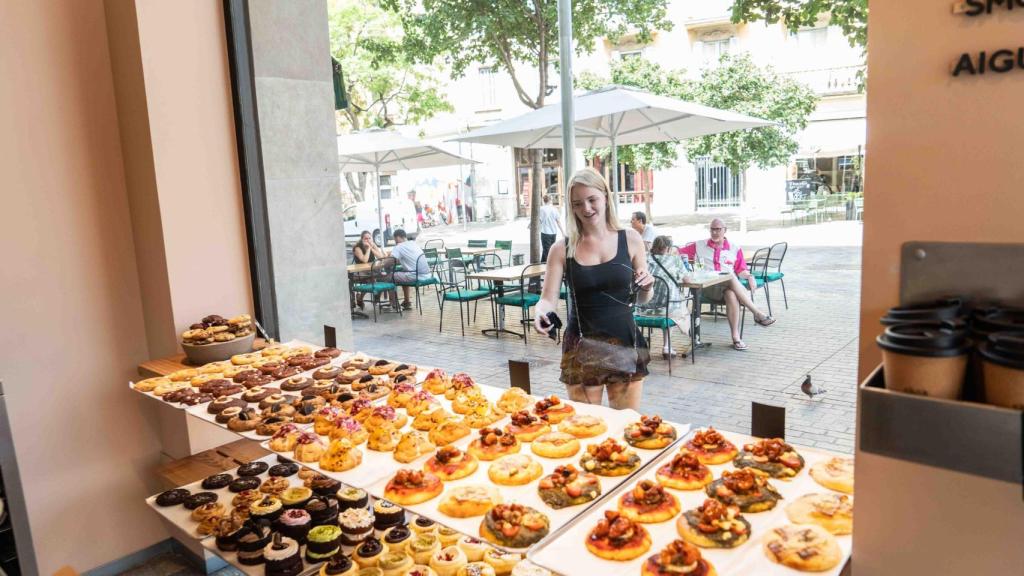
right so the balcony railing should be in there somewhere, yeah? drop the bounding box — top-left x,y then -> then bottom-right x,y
784,65 -> 865,96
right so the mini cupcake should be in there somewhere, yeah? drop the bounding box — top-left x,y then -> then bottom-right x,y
482,549 -> 521,575
319,554 -> 357,576
275,508 -> 313,544
408,533 -> 441,565
382,524 -> 412,554
340,507 -> 375,546
250,496 -> 284,523
373,499 -> 405,532
236,522 -> 272,565
337,487 -> 369,511
354,536 -> 386,568
306,497 -> 340,528
437,526 -> 461,547
377,551 -> 413,576
457,537 -> 487,562
280,486 -> 313,510
264,533 -> 303,576
430,546 -> 468,576
410,516 -> 437,535
306,525 -> 343,563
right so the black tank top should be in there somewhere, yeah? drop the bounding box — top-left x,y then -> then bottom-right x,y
566,230 -> 641,344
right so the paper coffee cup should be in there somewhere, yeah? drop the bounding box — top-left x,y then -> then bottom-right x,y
979,332 -> 1024,410
881,298 -> 964,326
877,323 -> 969,399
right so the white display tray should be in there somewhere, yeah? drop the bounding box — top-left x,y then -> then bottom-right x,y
200,537 -> 325,576
527,429 -> 853,576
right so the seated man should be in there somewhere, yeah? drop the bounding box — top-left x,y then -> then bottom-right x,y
630,211 -> 656,251
390,228 -> 431,310
679,218 -> 775,351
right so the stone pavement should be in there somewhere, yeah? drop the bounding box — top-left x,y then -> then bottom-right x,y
351,242 -> 861,454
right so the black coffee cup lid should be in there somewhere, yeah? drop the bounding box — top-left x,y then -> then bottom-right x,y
971,307 -> 1024,336
979,331 -> 1024,370
881,298 -> 964,326
877,322 -> 970,357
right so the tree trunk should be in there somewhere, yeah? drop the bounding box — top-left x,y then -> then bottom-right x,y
530,148 -> 543,263
643,170 -> 653,222
345,173 -> 367,203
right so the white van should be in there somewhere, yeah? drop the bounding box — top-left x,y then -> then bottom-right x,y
343,199 -> 419,245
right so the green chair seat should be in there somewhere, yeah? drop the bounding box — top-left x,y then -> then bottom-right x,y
353,282 -> 396,293
426,257 -> 441,267
495,293 -> 540,307
634,315 -> 676,329
765,272 -> 784,281
442,289 -> 490,301
396,277 -> 438,287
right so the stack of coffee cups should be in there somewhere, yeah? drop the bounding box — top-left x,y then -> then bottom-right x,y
973,308 -> 1024,410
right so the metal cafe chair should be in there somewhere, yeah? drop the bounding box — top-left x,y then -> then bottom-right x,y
493,263 -> 545,342
437,258 -> 491,336
351,256 -> 400,322
394,253 -> 440,315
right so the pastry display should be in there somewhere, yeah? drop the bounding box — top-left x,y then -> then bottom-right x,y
133,376 -> 169,393
373,499 -> 407,531
338,367 -> 367,384
406,391 -> 442,418
537,465 -> 601,509
479,504 -> 550,549
349,398 -> 376,422
430,546 -> 468,576
423,368 -> 451,394
487,454 -> 543,486
152,380 -> 191,397
623,415 -> 676,449
462,402 -> 505,429
456,562 -> 495,576
785,493 -> 854,535
388,363 -> 417,379
315,346 -> 343,358
191,502 -> 225,522
305,524 -> 343,563
328,415 -> 369,445
504,411 -> 551,443
237,521 -> 273,565
343,352 -> 373,370
530,431 -> 581,459
355,536 -> 386,568
676,498 -> 751,549
366,405 -> 409,431
155,488 -> 190,507
207,396 -> 247,415
384,469 -> 444,505
260,476 -> 290,495
250,495 -> 284,522
428,417 -> 471,447
337,487 -> 369,511
368,425 -> 403,452
409,533 -> 442,564
496,388 -> 532,414
481,548 -> 521,575
184,491 -> 218,510
642,539 -> 716,576
413,407 -> 451,431
269,424 -> 304,452
446,373 -> 478,400
438,485 -> 503,518
264,533 -> 304,576
388,382 -> 419,409
201,474 -> 232,491
438,526 -> 462,547
656,451 -> 713,491
585,510 -> 651,561
315,406 -> 346,435
424,446 -> 479,481
181,313 -> 254,345
706,468 -> 782,513
762,524 -> 842,572
467,427 -> 520,461
212,516 -> 248,552
618,479 -> 681,523
383,524 -> 413,553
734,438 -> 805,479
313,365 -> 342,381
292,397 -> 322,424
378,550 -> 414,575
280,487 -> 313,510
229,477 -> 261,493
369,359 -> 400,376
452,389 -> 487,415
810,456 -> 855,494
683,428 -> 738,465
293,432 -> 326,463
319,439 -> 364,472
579,438 -> 640,476
557,414 -> 607,438
306,497 -> 341,527
309,475 -> 343,498
531,396 -> 574,424
395,431 -> 437,464
269,460 -> 300,478
339,507 -> 375,546
319,555 -> 357,576
256,415 -> 294,437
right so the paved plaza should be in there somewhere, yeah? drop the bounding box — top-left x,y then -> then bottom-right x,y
352,220 -> 862,454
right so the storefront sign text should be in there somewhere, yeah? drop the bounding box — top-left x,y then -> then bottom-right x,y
952,48 -> 1024,76
958,0 -> 1024,16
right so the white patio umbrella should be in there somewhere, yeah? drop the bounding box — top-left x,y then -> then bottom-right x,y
449,85 -> 772,193
338,128 -> 478,241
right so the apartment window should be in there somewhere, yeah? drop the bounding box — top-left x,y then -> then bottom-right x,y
478,66 -> 498,109
697,36 -> 735,68
794,27 -> 828,50
378,174 -> 392,200
619,49 -> 643,60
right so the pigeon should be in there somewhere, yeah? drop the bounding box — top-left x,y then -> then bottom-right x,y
801,374 -> 827,398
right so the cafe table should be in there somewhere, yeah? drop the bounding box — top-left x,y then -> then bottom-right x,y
680,272 -> 733,363
467,262 -> 546,339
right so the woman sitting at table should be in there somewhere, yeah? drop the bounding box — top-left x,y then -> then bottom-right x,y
642,236 -> 691,358
352,230 -> 385,309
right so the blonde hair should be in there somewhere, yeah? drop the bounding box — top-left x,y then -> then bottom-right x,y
564,167 -> 620,258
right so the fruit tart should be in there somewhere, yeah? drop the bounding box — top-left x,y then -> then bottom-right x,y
618,479 -> 681,523
327,415 -> 368,445
424,446 -> 479,481
428,417 -> 471,446
394,430 -> 437,464
531,396 -> 574,424
642,539 -> 717,576
676,498 -> 751,549
706,468 -> 782,513
467,427 -> 520,461
319,438 -> 363,472
423,368 -> 451,395
656,451 -> 713,491
579,438 -> 641,476
683,428 -> 738,465
445,372 -> 479,400
384,469 -> 443,505
623,415 -> 677,449
734,438 -> 805,479
504,411 -> 551,443
585,510 -> 652,561
496,387 -> 532,413
537,464 -> 601,509
479,504 -> 550,549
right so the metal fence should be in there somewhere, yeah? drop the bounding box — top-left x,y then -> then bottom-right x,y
694,156 -> 740,208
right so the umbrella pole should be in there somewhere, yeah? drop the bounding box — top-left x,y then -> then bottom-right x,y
376,167 -> 384,245
459,141 -> 466,231
610,130 -> 619,205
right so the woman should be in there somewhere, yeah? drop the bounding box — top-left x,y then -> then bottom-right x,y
352,230 -> 384,309
644,235 -> 691,358
533,168 -> 654,410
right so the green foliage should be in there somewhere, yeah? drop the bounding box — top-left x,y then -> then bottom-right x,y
685,53 -> 818,174
729,0 -> 868,50
576,58 -> 692,170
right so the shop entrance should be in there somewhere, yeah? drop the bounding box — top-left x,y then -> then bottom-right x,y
514,148 -> 562,218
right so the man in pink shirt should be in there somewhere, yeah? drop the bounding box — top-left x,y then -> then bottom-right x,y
679,218 -> 775,350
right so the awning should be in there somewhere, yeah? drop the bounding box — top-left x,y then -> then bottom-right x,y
795,118 -> 865,157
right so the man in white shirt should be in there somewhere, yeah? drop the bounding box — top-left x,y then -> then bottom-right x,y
631,211 -> 656,251
390,229 -> 431,310
538,195 -> 564,262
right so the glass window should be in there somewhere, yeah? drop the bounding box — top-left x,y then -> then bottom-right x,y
702,38 -> 732,66
478,66 -> 497,109
794,27 -> 828,50
620,50 -> 643,60
378,174 -> 392,200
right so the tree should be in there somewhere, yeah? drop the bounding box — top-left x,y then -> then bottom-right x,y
729,0 -> 868,51
329,0 -> 452,202
685,53 -> 818,219
384,0 -> 674,262
576,57 -> 692,218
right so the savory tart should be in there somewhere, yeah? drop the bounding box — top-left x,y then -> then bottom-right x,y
579,438 -> 641,476
656,451 -> 713,491
387,382 -> 419,409
452,388 -> 487,415
467,427 -> 521,461
706,469 -> 782,513
367,424 -> 402,452
537,464 -> 601,509
407,390 -> 442,417
327,415 -> 368,445
585,510 -> 652,561
504,411 -> 551,443
676,498 -> 751,549
394,431 -> 437,464
383,469 -> 443,505
487,454 -> 544,486
683,428 -> 738,465
423,368 -> 451,394
734,438 -> 805,479
414,407 -> 453,432
532,396 -> 574,424
428,417 -> 472,447
785,493 -> 854,535
642,539 -> 717,576
810,456 -> 855,494
479,504 -> 550,549
623,415 -> 676,449
365,405 -> 409,432
618,480 -> 681,523
438,485 -> 503,518
446,372 -> 479,400
463,401 -> 505,429
530,431 -> 581,459
424,446 -> 479,481
557,414 -> 607,438
762,524 -> 842,572
496,387 -> 532,413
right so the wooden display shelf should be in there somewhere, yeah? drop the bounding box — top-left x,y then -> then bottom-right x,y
156,438 -> 269,490
137,339 -> 269,378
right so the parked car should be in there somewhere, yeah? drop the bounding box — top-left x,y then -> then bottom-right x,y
343,199 -> 419,245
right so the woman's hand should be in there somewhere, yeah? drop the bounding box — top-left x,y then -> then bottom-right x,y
533,299 -> 557,335
634,269 -> 655,292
